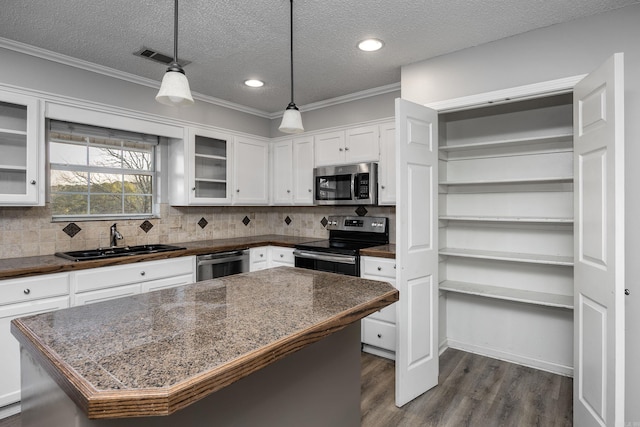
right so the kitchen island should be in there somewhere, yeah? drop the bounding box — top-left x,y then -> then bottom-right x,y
11,267 -> 398,426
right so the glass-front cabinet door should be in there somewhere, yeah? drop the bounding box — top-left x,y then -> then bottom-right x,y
0,91 -> 42,206
188,128 -> 232,204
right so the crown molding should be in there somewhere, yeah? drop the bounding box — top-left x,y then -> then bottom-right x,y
268,82 -> 401,120
0,37 -> 272,118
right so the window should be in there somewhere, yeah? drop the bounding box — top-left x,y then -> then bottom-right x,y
48,120 -> 158,220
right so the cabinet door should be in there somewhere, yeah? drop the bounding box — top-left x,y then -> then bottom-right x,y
378,122 -> 396,205
314,131 -> 345,167
141,274 -> 194,292
0,91 -> 42,206
292,136 -> 314,204
0,296 -> 69,407
233,137 -> 269,205
345,125 -> 379,163
268,246 -> 295,267
250,247 -> 268,272
272,140 -> 293,205
188,128 -> 233,204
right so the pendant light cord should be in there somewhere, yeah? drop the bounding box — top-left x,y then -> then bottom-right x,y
174,0 -> 179,63
289,0 -> 295,104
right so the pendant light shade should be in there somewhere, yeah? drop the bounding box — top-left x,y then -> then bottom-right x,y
156,0 -> 194,107
279,0 -> 304,134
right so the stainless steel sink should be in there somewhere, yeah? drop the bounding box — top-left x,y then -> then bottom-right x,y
55,244 -> 186,261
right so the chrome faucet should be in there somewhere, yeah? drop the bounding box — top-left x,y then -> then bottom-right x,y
109,223 -> 123,247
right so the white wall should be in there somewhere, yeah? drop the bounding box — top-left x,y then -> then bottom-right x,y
401,3 -> 640,422
0,46 -> 271,137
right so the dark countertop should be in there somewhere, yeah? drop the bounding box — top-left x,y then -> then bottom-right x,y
360,244 -> 396,259
11,267 -> 399,419
0,235 -> 396,280
0,235 -> 318,280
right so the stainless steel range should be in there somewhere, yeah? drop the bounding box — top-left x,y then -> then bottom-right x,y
293,215 -> 389,276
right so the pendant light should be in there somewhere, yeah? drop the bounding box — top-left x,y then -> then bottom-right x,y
278,0 -> 304,134
156,0 -> 194,106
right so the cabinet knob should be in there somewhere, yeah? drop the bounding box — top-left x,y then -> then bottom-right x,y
260,253 -> 264,258
192,187 -> 196,191
625,289 -> 630,295
344,147 -> 350,151
236,189 -> 240,193
280,254 -> 284,258
339,148 -> 344,152
377,334 -> 382,338
381,185 -> 385,189
287,190 -> 291,193
140,271 -> 146,276
30,180 -> 36,185
377,266 -> 382,271
308,189 -> 312,192
23,288 -> 31,295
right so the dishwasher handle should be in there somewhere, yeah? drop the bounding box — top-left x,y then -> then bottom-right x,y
197,250 -> 248,267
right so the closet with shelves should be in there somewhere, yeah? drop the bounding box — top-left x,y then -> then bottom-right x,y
437,93 -> 575,373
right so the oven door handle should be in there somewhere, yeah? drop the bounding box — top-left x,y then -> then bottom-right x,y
293,250 -> 357,265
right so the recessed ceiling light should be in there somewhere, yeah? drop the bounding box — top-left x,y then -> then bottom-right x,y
358,38 -> 384,52
244,79 -> 264,88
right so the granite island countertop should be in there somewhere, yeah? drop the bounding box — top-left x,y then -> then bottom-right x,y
11,267 -> 398,419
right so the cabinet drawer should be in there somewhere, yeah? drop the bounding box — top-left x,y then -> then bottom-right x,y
0,273 -> 69,306
362,257 -> 396,278
74,257 -> 193,293
141,274 -> 194,293
269,246 -> 294,264
362,318 -> 396,351
74,284 -> 140,306
367,302 -> 396,324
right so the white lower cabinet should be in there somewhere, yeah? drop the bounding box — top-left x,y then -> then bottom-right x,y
72,257 -> 195,305
250,246 -> 295,271
250,247 -> 268,272
268,246 -> 295,267
0,273 -> 70,410
360,256 -> 397,360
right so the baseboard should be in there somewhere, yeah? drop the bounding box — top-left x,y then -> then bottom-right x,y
445,338 -> 574,377
0,402 -> 20,420
362,344 -> 395,361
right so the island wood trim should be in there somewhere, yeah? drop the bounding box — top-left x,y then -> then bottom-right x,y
12,289 -> 398,419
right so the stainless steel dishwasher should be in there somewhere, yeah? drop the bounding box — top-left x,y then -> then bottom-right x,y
196,250 -> 250,281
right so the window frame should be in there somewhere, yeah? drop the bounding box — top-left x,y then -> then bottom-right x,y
47,119 -> 160,222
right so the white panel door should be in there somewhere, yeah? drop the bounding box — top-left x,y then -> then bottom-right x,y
233,137 -> 269,204
345,125 -> 379,163
395,98 -> 439,406
272,140 -> 293,204
314,131 -> 345,166
574,53 -> 625,427
292,136 -> 314,204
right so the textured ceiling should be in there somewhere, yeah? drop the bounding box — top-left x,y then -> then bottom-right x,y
1,0 -> 638,115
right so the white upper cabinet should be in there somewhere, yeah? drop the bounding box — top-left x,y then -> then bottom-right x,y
314,125 -> 379,167
233,136 -> 269,205
0,91 -> 43,206
292,136 -> 314,204
169,127 -> 233,205
271,136 -> 314,205
271,140 -> 294,204
378,121 -> 396,205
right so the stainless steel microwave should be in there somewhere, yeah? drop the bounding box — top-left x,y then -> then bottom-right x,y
313,163 -> 378,205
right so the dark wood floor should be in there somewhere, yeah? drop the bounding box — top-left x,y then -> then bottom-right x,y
362,348 -> 573,427
0,348 -> 572,427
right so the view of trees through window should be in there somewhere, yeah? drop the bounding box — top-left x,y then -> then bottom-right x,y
48,121 -> 158,218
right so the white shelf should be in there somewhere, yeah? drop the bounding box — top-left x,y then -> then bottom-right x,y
439,280 -> 574,309
0,165 -> 27,172
439,215 -> 573,224
439,247 -> 574,266
440,176 -> 573,186
195,153 -> 227,161
195,178 -> 227,184
439,133 -> 573,152
0,128 -> 28,137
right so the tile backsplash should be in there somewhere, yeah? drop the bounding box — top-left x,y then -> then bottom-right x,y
0,204 -> 395,260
